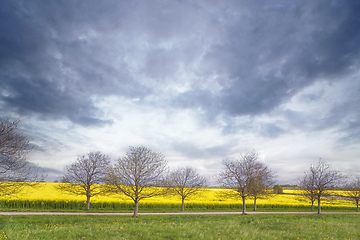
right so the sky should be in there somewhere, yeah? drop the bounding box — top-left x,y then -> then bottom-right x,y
1,0 -> 360,184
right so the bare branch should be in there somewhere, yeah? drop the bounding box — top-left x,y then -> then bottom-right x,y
105,146 -> 168,217
344,175 -> 360,212
165,166 -> 207,211
217,150 -> 274,214
56,151 -> 110,210
0,119 -> 40,196
298,159 -> 343,214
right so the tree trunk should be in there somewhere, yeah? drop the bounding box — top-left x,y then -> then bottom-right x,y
133,199 -> 139,218
242,196 -> 246,214
181,198 -> 185,211
317,197 -> 321,214
311,199 -> 314,211
253,197 -> 257,211
357,200 -> 359,212
86,195 -> 91,210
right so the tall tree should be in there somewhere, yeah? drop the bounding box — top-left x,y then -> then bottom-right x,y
217,151 -> 271,214
248,163 -> 275,211
56,151 -> 110,210
105,146 -> 168,217
299,159 -> 342,214
166,166 -> 207,211
0,119 -> 40,196
344,176 -> 360,212
298,173 -> 317,211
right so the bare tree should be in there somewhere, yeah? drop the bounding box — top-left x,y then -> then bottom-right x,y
299,159 -> 343,214
217,151 -> 269,214
273,185 -> 283,194
166,166 -> 207,211
56,151 -> 110,210
298,174 -> 317,211
248,163 -> 275,211
0,119 -> 40,196
344,176 -> 360,212
105,146 -> 168,217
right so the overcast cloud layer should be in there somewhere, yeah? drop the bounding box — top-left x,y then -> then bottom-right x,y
1,0 -> 360,183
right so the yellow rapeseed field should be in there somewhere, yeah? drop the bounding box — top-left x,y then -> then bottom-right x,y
0,183 -> 355,210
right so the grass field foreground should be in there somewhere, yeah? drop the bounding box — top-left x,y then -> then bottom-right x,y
0,214 -> 359,239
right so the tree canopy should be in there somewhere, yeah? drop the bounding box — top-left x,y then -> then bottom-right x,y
166,166 -> 207,211
217,151 -> 274,214
56,151 -> 110,210
105,146 -> 168,217
0,119 -> 40,196
299,159 -> 343,214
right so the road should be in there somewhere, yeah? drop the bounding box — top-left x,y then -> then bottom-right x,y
0,211 -> 359,215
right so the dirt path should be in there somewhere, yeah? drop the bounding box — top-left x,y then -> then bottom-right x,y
0,211 -> 359,215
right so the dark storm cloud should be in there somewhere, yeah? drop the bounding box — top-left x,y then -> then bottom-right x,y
0,0 -> 149,126
171,0 -> 360,142
1,0 -> 359,140
2,77 -> 113,126
196,0 -> 360,117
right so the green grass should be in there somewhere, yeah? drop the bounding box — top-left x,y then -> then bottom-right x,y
0,214 -> 359,239
0,206 -> 357,213
0,199 -> 358,213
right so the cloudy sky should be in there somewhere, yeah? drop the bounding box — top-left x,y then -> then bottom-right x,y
1,0 -> 360,184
